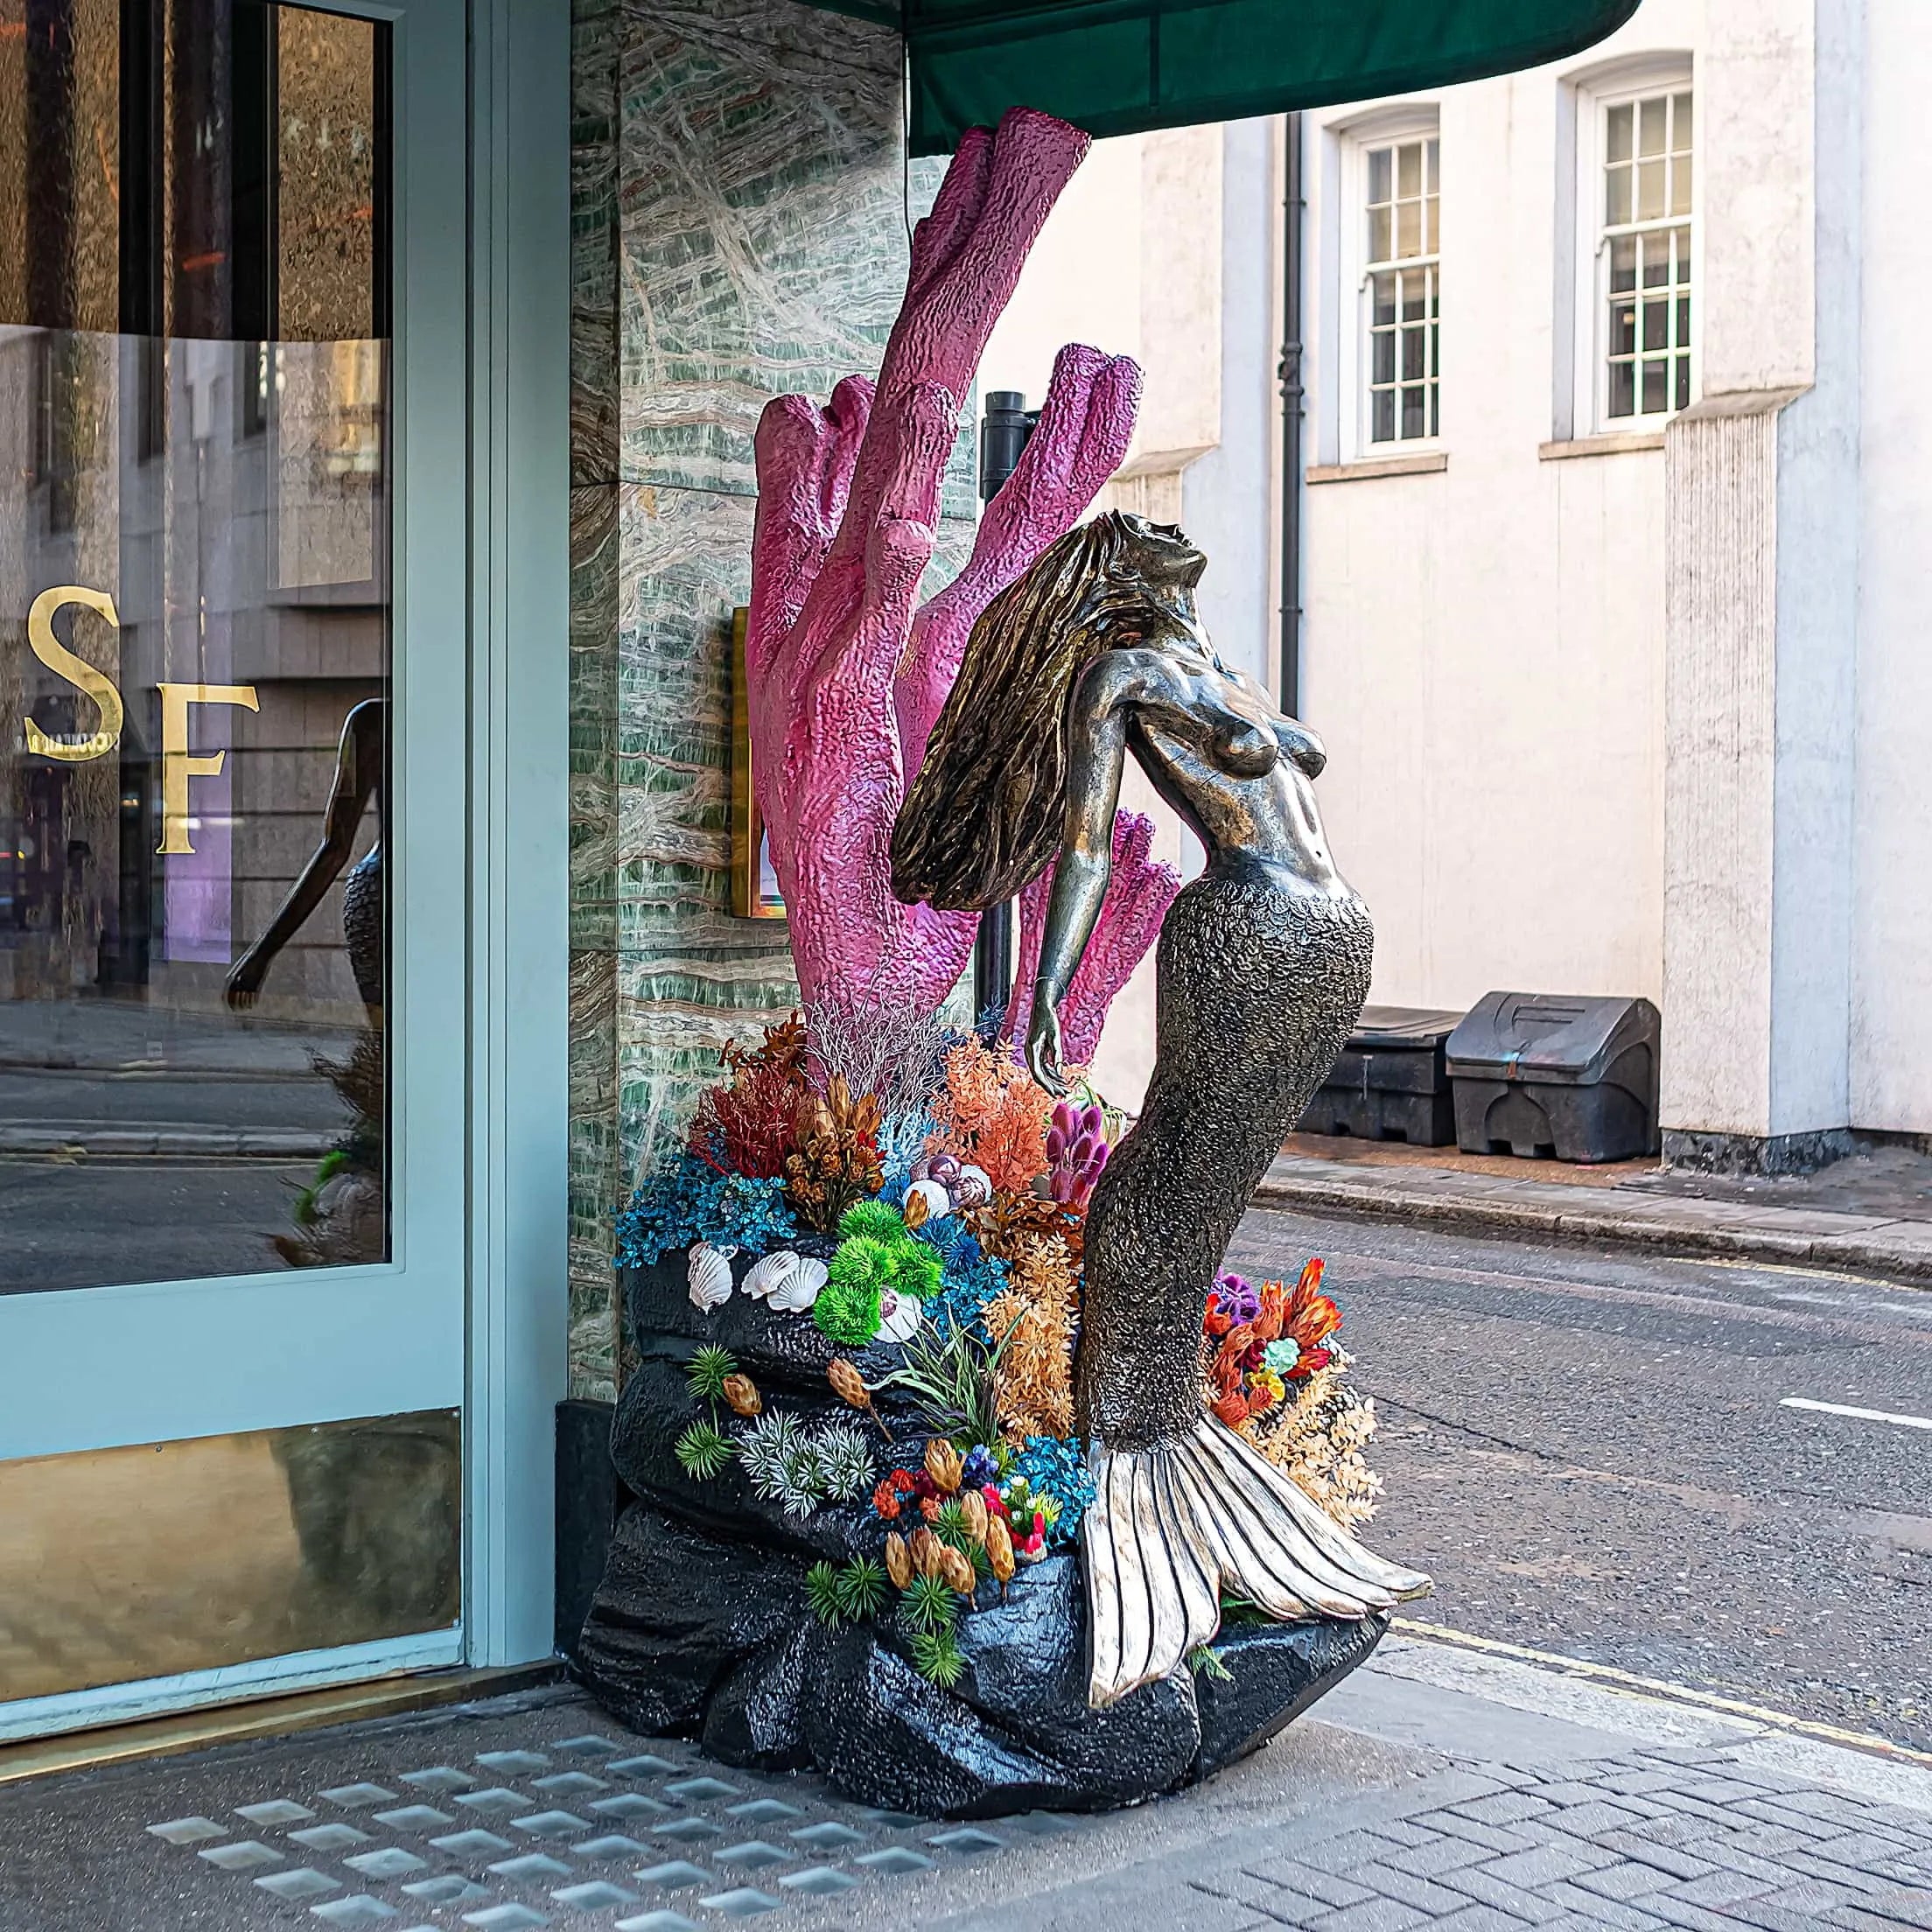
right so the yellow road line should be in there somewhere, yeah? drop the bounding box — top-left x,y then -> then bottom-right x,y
1392,1618 -> 1932,1772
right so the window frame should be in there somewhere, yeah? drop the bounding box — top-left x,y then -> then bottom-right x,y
1571,60 -> 1698,438
1336,110 -> 1443,464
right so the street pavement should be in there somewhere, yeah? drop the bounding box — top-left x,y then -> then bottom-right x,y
1227,1206 -> 1932,1756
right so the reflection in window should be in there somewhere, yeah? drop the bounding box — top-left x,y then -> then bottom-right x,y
0,0 -> 392,1293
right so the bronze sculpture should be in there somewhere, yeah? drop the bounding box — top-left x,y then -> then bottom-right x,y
894,512 -> 1431,1706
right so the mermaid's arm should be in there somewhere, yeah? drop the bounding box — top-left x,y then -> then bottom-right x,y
1025,652 -> 1159,1089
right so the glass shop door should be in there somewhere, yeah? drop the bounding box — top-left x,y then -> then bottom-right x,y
0,0 -> 472,1737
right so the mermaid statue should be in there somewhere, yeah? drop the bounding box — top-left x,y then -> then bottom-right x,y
892,511 -> 1432,1708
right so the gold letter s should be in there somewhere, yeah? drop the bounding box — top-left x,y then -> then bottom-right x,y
24,585 -> 123,761
158,682 -> 261,856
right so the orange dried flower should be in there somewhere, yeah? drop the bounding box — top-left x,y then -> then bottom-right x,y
884,1532 -> 913,1590
985,1516 -> 1016,1586
919,1494 -> 942,1523
872,1479 -> 902,1520
924,1438 -> 963,1494
722,1374 -> 762,1418
940,1545 -> 976,1596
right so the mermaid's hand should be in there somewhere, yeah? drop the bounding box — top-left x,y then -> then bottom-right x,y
1026,993 -> 1068,1096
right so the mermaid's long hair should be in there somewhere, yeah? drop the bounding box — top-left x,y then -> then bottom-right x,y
891,510 -> 1201,913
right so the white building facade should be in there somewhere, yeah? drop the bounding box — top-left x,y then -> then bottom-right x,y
985,0 -> 1930,1172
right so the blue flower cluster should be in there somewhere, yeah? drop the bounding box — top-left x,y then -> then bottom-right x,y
1012,1433 -> 1096,1545
615,1155 -> 794,1267
912,1214 -> 1008,1340
877,1110 -> 938,1195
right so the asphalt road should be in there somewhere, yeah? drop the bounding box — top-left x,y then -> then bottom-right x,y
1228,1203 -> 1932,1755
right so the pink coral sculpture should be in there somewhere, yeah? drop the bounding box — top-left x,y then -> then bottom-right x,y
745,107 -> 1174,1052
1004,809 -> 1181,1067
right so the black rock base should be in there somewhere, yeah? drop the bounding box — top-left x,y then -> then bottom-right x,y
572,1256 -> 1390,1818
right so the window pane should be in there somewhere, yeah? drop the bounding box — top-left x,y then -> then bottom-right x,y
1671,151 -> 1692,217
1402,326 -> 1425,380
1368,147 -> 1391,204
1372,271 -> 1396,327
1609,234 -> 1637,293
1396,141 -> 1420,199
1642,359 -> 1667,412
1642,233 -> 1670,288
1676,293 -> 1691,347
1402,386 -> 1424,439
1638,158 -> 1665,220
1609,360 -> 1635,418
1674,91 -> 1693,151
1642,298 -> 1669,352
1426,138 -> 1439,192
1431,318 -> 1440,377
1675,355 -> 1690,410
1424,192 -> 1438,254
1368,205 -> 1391,262
1396,198 -> 1420,257
1639,95 -> 1666,156
1606,162 -> 1631,226
0,1 -> 393,1293
1373,329 -> 1395,384
1609,298 -> 1636,356
1674,223 -> 1692,281
1373,388 -> 1395,443
1401,274 -> 1430,323
1606,102 -> 1633,163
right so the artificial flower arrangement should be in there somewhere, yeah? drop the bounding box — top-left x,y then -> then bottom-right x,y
617,1002 -> 1381,1687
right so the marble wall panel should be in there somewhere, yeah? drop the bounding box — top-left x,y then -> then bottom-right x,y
571,0 -> 620,484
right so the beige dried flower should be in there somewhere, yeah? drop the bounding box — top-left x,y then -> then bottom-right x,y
924,1438 -> 963,1494
884,1531 -> 913,1591
985,1516 -> 1015,1586
959,1488 -> 990,1546
908,1525 -> 943,1578
940,1545 -> 977,1596
721,1374 -> 762,1418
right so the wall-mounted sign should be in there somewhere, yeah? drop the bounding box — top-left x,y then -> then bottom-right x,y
19,586 -> 259,857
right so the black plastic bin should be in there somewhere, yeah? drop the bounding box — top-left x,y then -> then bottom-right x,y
1446,991 -> 1661,1164
1298,1005 -> 1463,1146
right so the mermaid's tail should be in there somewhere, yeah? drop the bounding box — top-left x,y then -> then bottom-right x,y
1082,1414 -> 1433,1707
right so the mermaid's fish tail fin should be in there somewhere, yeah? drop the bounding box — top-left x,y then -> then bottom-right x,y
1082,1414 -> 1433,1708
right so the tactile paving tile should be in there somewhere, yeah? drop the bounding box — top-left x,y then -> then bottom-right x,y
476,1751 -> 550,1775
550,1880 -> 639,1909
630,1860 -> 711,1890
589,1795 -> 669,1822
147,1816 -> 227,1845
856,1845 -> 934,1874
254,1866 -> 339,1900
430,1829 -> 516,1858
319,1782 -> 399,1808
532,1772 -> 607,1796
552,1736 -> 625,1760
344,1846 -> 429,1879
461,1906 -> 550,1930
372,1805 -> 455,1832
487,1852 -> 574,1882
713,1841 -> 789,1870
402,1875 -> 493,1906
779,1866 -> 858,1896
455,1788 -> 536,1816
510,1810 -> 592,1838
649,1817 -> 721,1844
401,1766 -> 476,1793
928,1824 -> 1004,1853
606,1755 -> 680,1778
697,1886 -> 782,1918
662,1778 -> 736,1802
788,1820 -> 865,1851
197,1840 -> 282,1871
613,1914 -> 699,1932
725,1800 -> 801,1824
292,1823 -> 375,1852
236,1799 -> 316,1826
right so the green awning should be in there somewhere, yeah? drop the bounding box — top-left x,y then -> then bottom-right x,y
814,0 -> 1641,155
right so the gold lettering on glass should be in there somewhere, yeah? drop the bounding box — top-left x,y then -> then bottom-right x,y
23,586 -> 123,762
157,682 -> 262,855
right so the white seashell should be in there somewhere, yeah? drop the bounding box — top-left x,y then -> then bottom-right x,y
767,1254 -> 827,1313
904,1178 -> 952,1225
741,1249 -> 826,1312
952,1164 -> 992,1209
876,1289 -> 924,1343
686,1242 -> 736,1311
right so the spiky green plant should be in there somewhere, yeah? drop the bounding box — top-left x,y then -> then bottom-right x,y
686,1344 -> 739,1404
814,1421 -> 875,1503
837,1199 -> 906,1244
737,1410 -> 802,1491
833,1556 -> 887,1622
675,1419 -> 734,1480
772,1441 -> 828,1519
805,1560 -> 845,1628
1188,1644 -> 1234,1684
876,1320 -> 1009,1446
910,1625 -> 965,1689
896,1571 -> 957,1638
